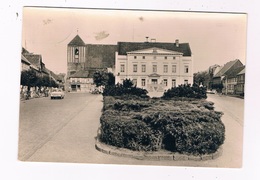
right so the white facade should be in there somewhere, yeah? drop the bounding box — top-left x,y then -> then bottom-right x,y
115,47 -> 193,93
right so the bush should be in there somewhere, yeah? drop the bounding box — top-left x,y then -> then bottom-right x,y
162,84 -> 207,100
102,79 -> 149,97
100,113 -> 161,151
100,96 -> 225,155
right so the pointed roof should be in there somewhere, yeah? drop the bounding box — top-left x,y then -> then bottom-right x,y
68,35 -> 85,46
21,54 -> 31,65
225,66 -> 245,78
238,67 -> 245,75
23,53 -> 42,69
214,59 -> 243,78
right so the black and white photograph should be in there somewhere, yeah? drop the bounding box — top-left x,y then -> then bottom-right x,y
1,1 -> 260,180
18,7 -> 246,167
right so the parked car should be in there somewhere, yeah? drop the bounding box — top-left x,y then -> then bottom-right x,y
50,89 -> 65,99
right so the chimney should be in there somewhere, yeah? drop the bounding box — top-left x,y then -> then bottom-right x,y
175,39 -> 179,47
145,36 -> 149,43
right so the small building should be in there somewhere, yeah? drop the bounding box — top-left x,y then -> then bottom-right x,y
223,66 -> 245,94
68,70 -> 95,92
212,59 -> 244,93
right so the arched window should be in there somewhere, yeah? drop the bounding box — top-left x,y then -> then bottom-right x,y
74,48 -> 79,59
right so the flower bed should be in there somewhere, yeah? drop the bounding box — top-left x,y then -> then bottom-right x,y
99,96 -> 225,155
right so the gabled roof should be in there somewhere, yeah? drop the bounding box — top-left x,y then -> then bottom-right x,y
68,35 -> 85,46
117,41 -> 191,56
21,54 -> 31,65
214,59 -> 243,78
23,54 -> 42,68
238,67 -> 245,75
225,66 -> 245,78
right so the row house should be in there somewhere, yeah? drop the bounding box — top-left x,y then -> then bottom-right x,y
210,59 -> 245,95
20,47 -> 64,96
223,66 -> 245,94
236,68 -> 245,95
115,39 -> 193,95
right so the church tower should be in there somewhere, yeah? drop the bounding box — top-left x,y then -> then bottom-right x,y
67,34 -> 87,78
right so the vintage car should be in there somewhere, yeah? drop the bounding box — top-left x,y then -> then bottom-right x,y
50,89 -> 65,99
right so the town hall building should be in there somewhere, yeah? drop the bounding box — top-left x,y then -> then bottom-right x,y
115,39 -> 193,95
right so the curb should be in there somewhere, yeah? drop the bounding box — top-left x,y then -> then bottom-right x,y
95,137 -> 223,161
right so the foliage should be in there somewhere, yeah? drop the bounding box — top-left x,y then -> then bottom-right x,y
211,83 -> 224,92
100,96 -> 225,155
20,70 -> 59,90
93,70 -> 115,87
20,69 -> 38,89
162,84 -> 207,99
102,78 -> 148,97
193,70 -> 210,86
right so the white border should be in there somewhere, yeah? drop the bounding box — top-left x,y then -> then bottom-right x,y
1,1 -> 259,180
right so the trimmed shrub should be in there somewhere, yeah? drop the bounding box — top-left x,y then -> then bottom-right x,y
102,79 -> 149,98
100,96 -> 225,155
162,84 -> 207,100
100,113 -> 161,151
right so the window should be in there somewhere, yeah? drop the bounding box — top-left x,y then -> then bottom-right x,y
173,57 -> 176,60
172,79 -> 176,87
132,79 -> 137,86
163,79 -> 168,86
172,65 -> 177,73
153,65 -> 157,73
141,79 -> 146,86
141,64 -> 146,72
133,64 -> 138,72
134,56 -> 137,59
142,56 -> 145,59
151,79 -> 158,84
164,56 -> 167,60
163,65 -> 168,73
120,64 -> 125,72
74,48 -> 79,59
184,65 -> 189,73
184,80 -> 188,85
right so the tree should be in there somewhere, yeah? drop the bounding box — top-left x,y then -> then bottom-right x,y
193,71 -> 210,87
20,69 -> 38,91
93,71 -> 115,87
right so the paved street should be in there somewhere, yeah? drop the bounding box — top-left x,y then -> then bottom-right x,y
18,93 -> 244,168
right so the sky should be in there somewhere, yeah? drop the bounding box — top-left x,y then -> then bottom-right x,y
22,7 -> 247,74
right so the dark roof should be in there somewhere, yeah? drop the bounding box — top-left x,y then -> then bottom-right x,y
23,54 -> 42,68
86,44 -> 117,68
21,47 -> 30,54
225,66 -> 245,78
214,59 -> 243,78
70,70 -> 90,78
117,42 -> 191,56
68,35 -> 85,46
21,54 -> 31,65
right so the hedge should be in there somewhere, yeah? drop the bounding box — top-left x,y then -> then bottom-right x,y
99,96 -> 225,155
